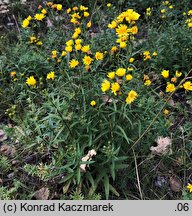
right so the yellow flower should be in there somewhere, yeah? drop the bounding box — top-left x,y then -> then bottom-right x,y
34,13 -> 45,21
80,5 -> 88,11
107,72 -> 115,80
108,20 -> 117,29
26,76 -> 36,86
146,7 -> 151,16
36,41 -> 43,46
166,83 -> 175,93
81,45 -> 90,53
163,109 -> 169,115
161,70 -> 169,78
127,67 -> 134,71
126,90 -> 138,104
171,77 -> 177,83
30,36 -> 37,43
126,74 -> 133,81
22,19 -> 30,28
72,32 -> 79,39
67,8 -> 71,13
186,183 -> 192,193
47,71 -> 55,80
57,4 -> 62,11
143,50 -> 151,60
52,50 -> 57,58
111,46 -> 118,53
90,100 -> 96,106
75,39 -> 82,44
107,3 -> 112,7
69,59 -> 79,68
75,44 -> 82,51
101,79 -> 111,92
65,46 -> 73,52
84,12 -> 90,17
116,68 -> 126,77
41,9 -> 47,14
183,81 -> 192,91
131,26 -> 138,34
83,55 -> 93,66
116,24 -> 129,37
95,52 -> 104,60
175,70 -> 182,77
129,57 -> 135,63
144,79 -> 151,86
10,71 -> 16,77
73,6 -> 79,11
87,21 -> 92,28
120,42 -> 127,48
161,9 -> 166,13
188,10 -> 192,15
152,51 -> 158,56
61,51 -> 67,57
111,82 -> 120,95
169,5 -> 173,9
66,40 -> 73,46
27,16 -> 32,21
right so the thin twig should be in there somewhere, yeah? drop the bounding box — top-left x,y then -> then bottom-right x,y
132,149 -> 143,200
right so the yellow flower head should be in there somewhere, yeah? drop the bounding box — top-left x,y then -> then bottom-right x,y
80,5 -> 88,11
81,45 -> 90,53
175,70 -> 182,77
146,7 -> 151,16
69,59 -> 79,68
183,81 -> 192,91
107,3 -> 112,7
163,109 -> 169,115
126,74 -> 133,81
116,24 -> 129,37
83,55 -> 93,66
144,79 -> 151,86
108,20 -> 117,29
22,19 -> 30,28
10,71 -> 16,77
27,16 -> 32,21
111,82 -> 120,95
26,76 -> 36,86
47,71 -> 55,80
61,51 -> 67,57
152,51 -> 158,56
111,46 -> 118,53
95,52 -> 104,60
57,4 -> 62,11
75,39 -> 82,44
41,9 -> 47,14
66,40 -> 73,46
166,83 -> 175,93
186,183 -> 192,193
90,100 -> 96,106
126,90 -> 138,104
116,68 -> 126,77
87,21 -> 92,28
67,8 -> 71,13
34,13 -> 45,21
75,44 -> 82,51
107,72 -> 115,80
120,42 -> 127,48
65,46 -> 73,52
129,57 -> 135,63
84,12 -> 90,17
101,79 -> 111,92
161,70 -> 169,78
